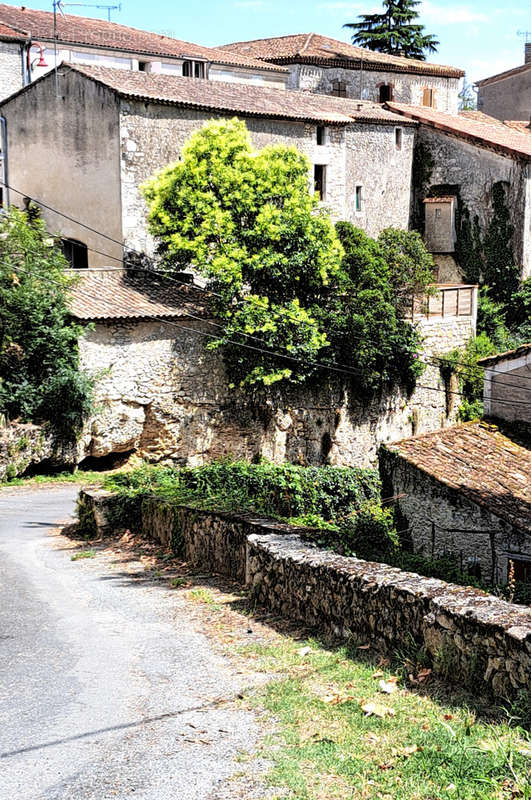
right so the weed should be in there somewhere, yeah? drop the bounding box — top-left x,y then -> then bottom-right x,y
169,577 -> 187,588
71,549 -> 95,561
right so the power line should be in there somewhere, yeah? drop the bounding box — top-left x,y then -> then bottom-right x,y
7,259 -> 531,408
4,181 -> 531,388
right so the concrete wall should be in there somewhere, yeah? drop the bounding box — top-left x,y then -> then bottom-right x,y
78,313 -> 475,469
416,126 -> 531,280
287,63 -> 460,115
0,70 -> 123,266
0,40 -> 23,101
119,99 -> 414,255
478,69 -> 531,122
379,448 -> 531,585
484,353 -> 531,426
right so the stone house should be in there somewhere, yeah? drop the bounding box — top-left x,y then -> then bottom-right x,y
479,343 -> 531,429
69,268 -> 477,470
220,33 -> 463,114
476,43 -> 531,122
379,421 -> 531,586
0,1 -> 287,102
387,102 -> 531,281
0,62 -> 417,268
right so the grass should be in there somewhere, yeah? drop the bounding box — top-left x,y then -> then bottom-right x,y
70,548 -> 96,561
1,469 -> 108,488
238,636 -> 531,800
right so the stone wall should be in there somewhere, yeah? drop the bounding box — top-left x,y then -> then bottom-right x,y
378,448 -> 531,585
118,99 -> 414,256
79,487 -> 531,700
78,314 -> 475,469
287,64 -> 460,115
416,126 -> 531,280
0,41 -> 22,102
0,422 -> 74,481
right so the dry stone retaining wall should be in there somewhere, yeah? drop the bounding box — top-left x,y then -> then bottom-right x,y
79,487 -> 531,700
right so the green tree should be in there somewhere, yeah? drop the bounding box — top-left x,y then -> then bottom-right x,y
142,118 -> 343,388
344,0 -> 439,60
0,207 -> 92,438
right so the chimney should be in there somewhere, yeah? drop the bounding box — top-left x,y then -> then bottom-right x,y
525,42 -> 531,64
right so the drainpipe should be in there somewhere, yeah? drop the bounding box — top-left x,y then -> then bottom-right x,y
0,115 -> 8,208
21,38 -> 32,86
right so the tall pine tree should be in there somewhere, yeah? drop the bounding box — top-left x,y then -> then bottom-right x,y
344,0 -> 439,60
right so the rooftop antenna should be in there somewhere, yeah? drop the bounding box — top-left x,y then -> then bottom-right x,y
517,30 -> 531,42
62,3 -> 122,22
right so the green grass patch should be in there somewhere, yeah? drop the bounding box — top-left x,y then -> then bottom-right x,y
1,469 -> 109,488
240,637 -> 530,800
70,549 -> 96,561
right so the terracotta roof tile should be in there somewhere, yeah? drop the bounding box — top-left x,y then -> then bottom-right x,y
34,63 -> 415,126
0,3 -> 285,72
423,196 -> 456,203
68,268 -> 212,321
387,102 -> 531,160
504,121 -> 531,134
387,422 -> 531,534
220,32 -> 464,78
478,343 -> 531,368
0,20 -> 24,40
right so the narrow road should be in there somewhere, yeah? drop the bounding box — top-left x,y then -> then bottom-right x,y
0,487 -> 260,799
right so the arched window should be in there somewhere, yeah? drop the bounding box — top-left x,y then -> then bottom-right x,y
62,238 -> 88,269
379,84 -> 393,103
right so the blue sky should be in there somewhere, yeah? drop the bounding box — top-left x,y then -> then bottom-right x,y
26,0 -> 531,84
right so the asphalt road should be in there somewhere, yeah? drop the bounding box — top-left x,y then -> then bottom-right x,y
0,487 -> 260,799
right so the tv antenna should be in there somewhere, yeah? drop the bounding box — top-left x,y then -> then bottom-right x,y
52,1 -> 123,95
517,30 -> 531,42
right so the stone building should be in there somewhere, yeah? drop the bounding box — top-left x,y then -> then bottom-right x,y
476,43 -> 531,122
0,2 -> 287,102
387,102 -> 531,281
68,269 -> 476,470
0,62 -> 417,267
220,33 -> 463,114
379,422 -> 531,585
479,343 -> 531,429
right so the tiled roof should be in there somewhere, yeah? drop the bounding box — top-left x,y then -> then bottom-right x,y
476,61 -> 531,87
423,196 -> 456,203
504,121 -> 531,134
478,343 -> 531,368
460,111 -> 531,135
387,102 -> 531,160
30,63 -> 415,126
220,33 -> 464,78
0,20 -> 24,40
0,3 -> 285,72
387,422 -> 531,534
68,268 -> 212,321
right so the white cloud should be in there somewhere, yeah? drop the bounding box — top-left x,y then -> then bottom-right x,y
421,1 -> 489,24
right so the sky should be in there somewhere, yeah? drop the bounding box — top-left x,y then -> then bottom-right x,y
22,0 -> 531,85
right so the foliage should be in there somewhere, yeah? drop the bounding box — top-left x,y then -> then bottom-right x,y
311,501 -> 399,561
482,182 -> 520,305
0,207 -> 93,439
142,118 -> 342,388
439,334 -> 497,421
343,0 -> 439,59
458,76 -> 477,111
104,459 -> 380,524
144,120 -> 433,395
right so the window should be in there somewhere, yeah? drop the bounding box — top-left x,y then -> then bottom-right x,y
395,127 -> 402,150
355,185 -> 363,213
422,87 -> 436,108
316,125 -> 327,145
62,238 -> 88,270
511,558 -> 531,583
314,164 -> 326,201
138,61 -> 148,72
182,59 -> 205,78
331,80 -> 347,97
379,84 -> 393,103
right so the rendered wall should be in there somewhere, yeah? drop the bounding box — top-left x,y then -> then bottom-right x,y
478,69 -> 531,122
0,40 -> 22,102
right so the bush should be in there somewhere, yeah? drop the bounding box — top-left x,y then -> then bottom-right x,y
104,460 -> 380,524
306,502 -> 398,560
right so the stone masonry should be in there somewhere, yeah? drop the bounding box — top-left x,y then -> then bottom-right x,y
78,487 -> 531,700
0,40 -> 22,100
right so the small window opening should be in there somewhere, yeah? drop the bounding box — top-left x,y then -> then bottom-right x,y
182,60 -> 205,78
422,87 -> 436,107
314,164 -> 326,201
316,125 -> 326,145
62,238 -> 88,269
395,127 -> 402,150
138,61 -> 148,71
331,80 -> 347,97
355,185 -> 363,213
379,84 -> 393,103
511,558 -> 531,583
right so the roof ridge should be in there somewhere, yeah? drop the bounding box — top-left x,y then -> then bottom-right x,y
299,32 -> 315,55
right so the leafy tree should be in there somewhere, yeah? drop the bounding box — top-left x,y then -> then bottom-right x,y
143,118 -> 343,388
0,207 -> 92,438
143,120 -> 433,394
344,0 -> 439,60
